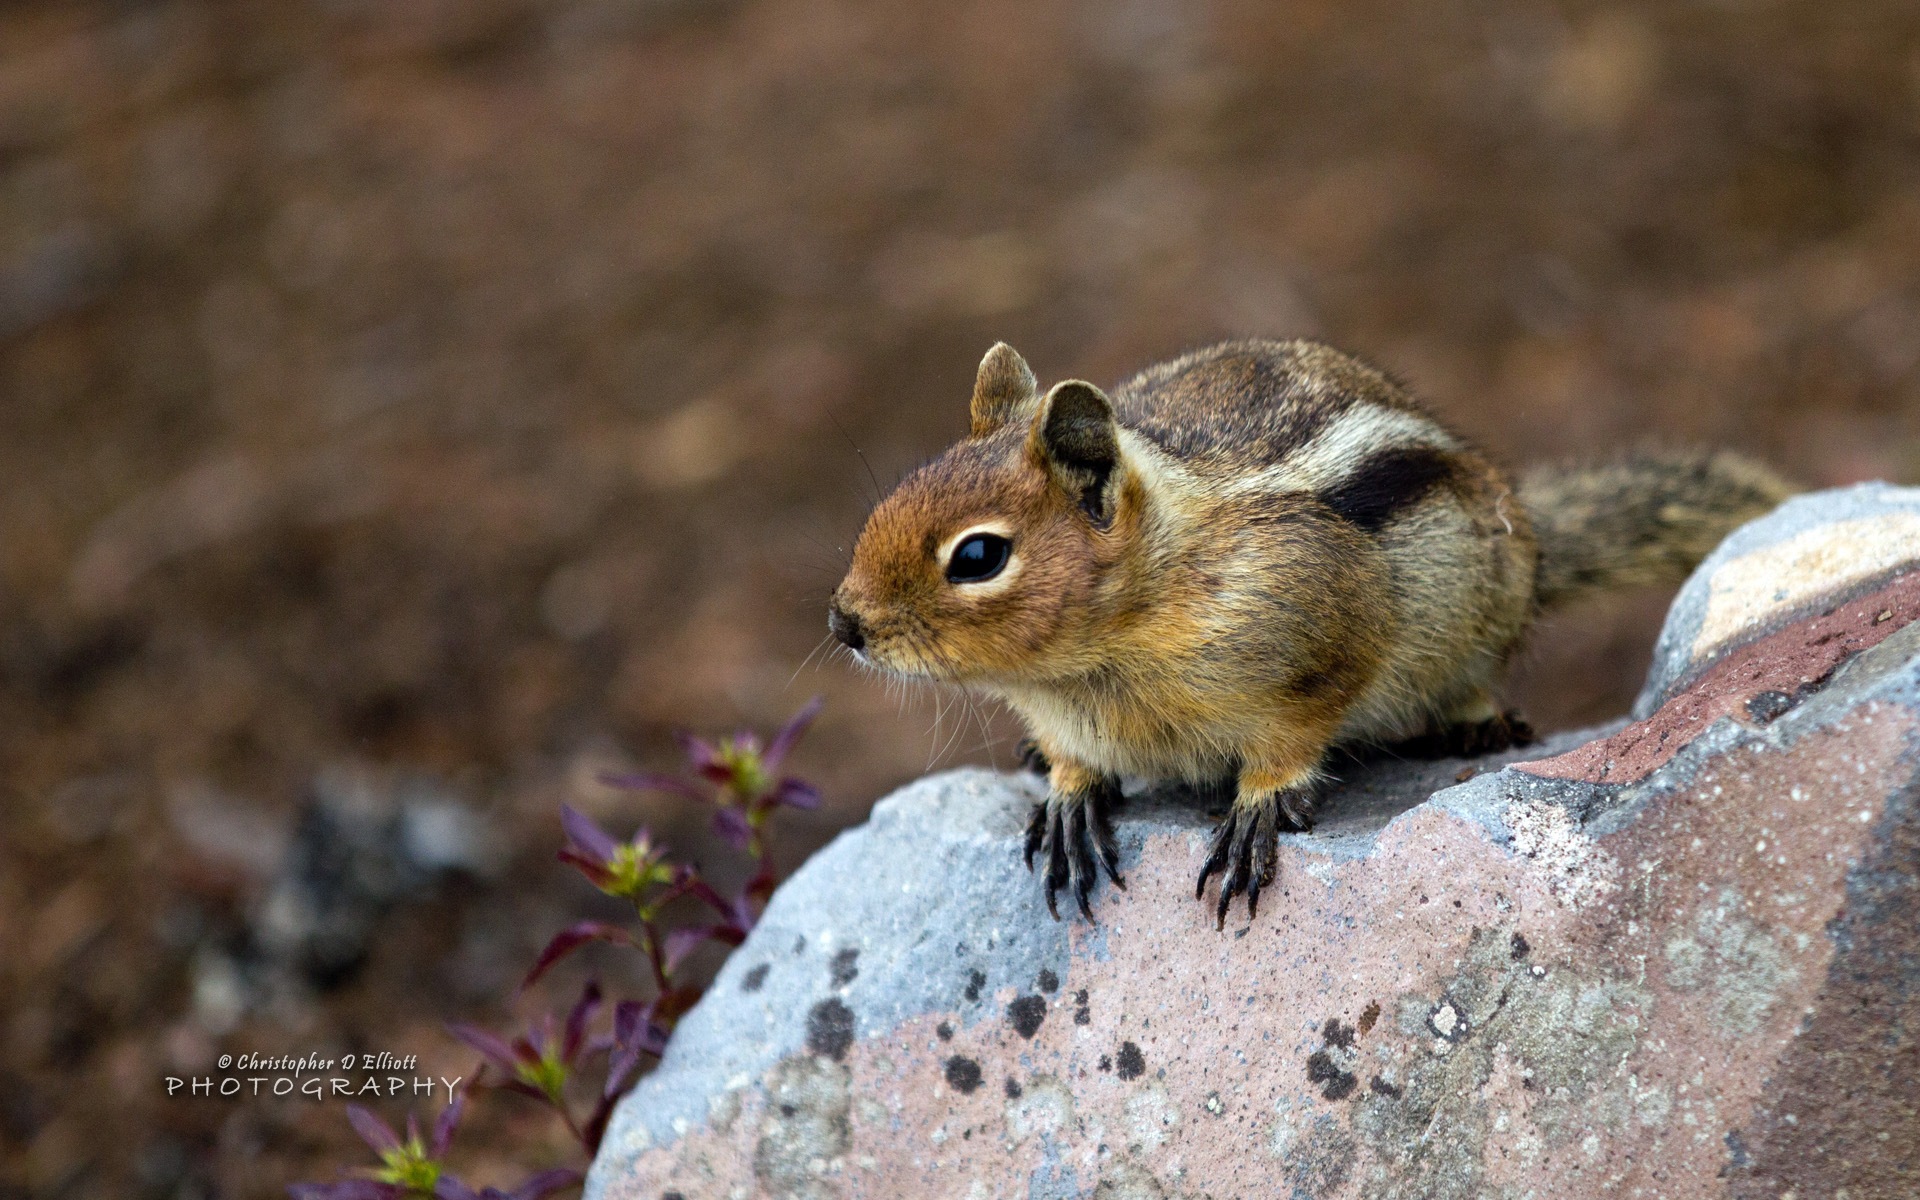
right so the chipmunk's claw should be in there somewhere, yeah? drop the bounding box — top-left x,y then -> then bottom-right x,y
1024,781 -> 1122,922
1023,799 -> 1046,870
1196,788 -> 1313,929
1092,810 -> 1125,891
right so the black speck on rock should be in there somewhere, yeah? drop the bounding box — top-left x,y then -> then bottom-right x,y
663,1193 -> 686,1200
1321,1018 -> 1356,1050
1037,968 -> 1059,993
1745,689 -> 1797,723
1306,1050 -> 1356,1100
1115,1041 -> 1145,1081
935,1021 -> 953,1041
1725,1129 -> 1753,1171
1097,1055 -> 1111,1071
963,969 -> 986,1003
1072,989 -> 1091,1025
1007,995 -> 1046,1039
943,1056 -> 982,1093
741,963 -> 769,992
830,948 -> 859,986
1004,1076 -> 1022,1098
805,999 -> 855,1061
1368,1074 -> 1402,1098
1510,932 -> 1530,960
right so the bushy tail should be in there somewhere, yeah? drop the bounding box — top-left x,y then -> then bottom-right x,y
1519,450 -> 1797,610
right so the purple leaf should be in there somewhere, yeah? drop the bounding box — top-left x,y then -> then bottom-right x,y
662,872 -> 733,917
710,806 -> 753,850
429,1092 -> 465,1158
770,778 -> 822,810
558,805 -> 618,863
602,1053 -> 645,1100
667,921 -> 746,976
611,998 -> 655,1043
345,1105 -> 402,1155
723,885 -> 758,929
562,981 -> 603,1062
528,1011 -> 558,1058
606,1000 -> 670,1097
763,695 -> 823,771
603,1050 -> 642,1100
446,1023 -> 525,1075
661,926 -> 717,974
434,1178 -> 482,1200
675,731 -> 723,774
555,848 -> 615,890
521,921 -> 638,990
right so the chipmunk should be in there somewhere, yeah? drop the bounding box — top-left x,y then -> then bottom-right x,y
828,340 -> 1792,926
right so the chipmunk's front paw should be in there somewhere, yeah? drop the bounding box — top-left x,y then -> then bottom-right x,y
1195,787 -> 1314,929
1023,780 -> 1123,921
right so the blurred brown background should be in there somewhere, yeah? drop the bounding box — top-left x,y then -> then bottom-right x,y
3,0 -> 1918,1195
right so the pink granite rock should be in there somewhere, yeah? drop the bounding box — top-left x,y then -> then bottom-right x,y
587,486 -> 1920,1200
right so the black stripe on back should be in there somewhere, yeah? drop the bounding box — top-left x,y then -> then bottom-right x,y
1318,446 -> 1456,532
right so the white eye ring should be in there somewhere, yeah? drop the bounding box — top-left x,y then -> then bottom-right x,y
938,524 -> 1018,589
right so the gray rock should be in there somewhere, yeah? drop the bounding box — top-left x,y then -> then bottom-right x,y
589,486 -> 1920,1200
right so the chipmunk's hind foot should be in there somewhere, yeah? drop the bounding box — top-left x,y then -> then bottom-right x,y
1389,710 -> 1536,760
1196,785 -> 1316,930
1024,778 -> 1124,921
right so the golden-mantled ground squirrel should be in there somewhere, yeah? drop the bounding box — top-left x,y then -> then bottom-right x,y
829,340 -> 1792,926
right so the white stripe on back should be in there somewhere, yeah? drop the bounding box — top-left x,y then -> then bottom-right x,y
1221,405 -> 1456,497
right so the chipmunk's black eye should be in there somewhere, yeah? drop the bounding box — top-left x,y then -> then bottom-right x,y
945,533 -> 1011,583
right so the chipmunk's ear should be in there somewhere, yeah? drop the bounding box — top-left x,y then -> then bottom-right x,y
970,342 -> 1039,435
1032,379 -> 1120,526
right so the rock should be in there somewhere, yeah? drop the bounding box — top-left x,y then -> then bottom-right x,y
587,486 -> 1920,1200
1643,481 -> 1920,708
1528,482 -> 1920,786
253,764 -> 501,991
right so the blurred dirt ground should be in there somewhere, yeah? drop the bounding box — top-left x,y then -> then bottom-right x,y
3,0 -> 1918,1196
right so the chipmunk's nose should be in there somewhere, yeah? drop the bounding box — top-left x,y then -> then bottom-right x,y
827,599 -> 866,652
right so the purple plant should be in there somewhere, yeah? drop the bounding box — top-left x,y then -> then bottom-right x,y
526,694 -> 824,999
288,1095 -> 579,1200
448,982 -> 605,1144
290,699 -> 824,1199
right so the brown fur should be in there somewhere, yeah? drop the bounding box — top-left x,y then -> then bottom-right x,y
830,340 -> 1791,925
